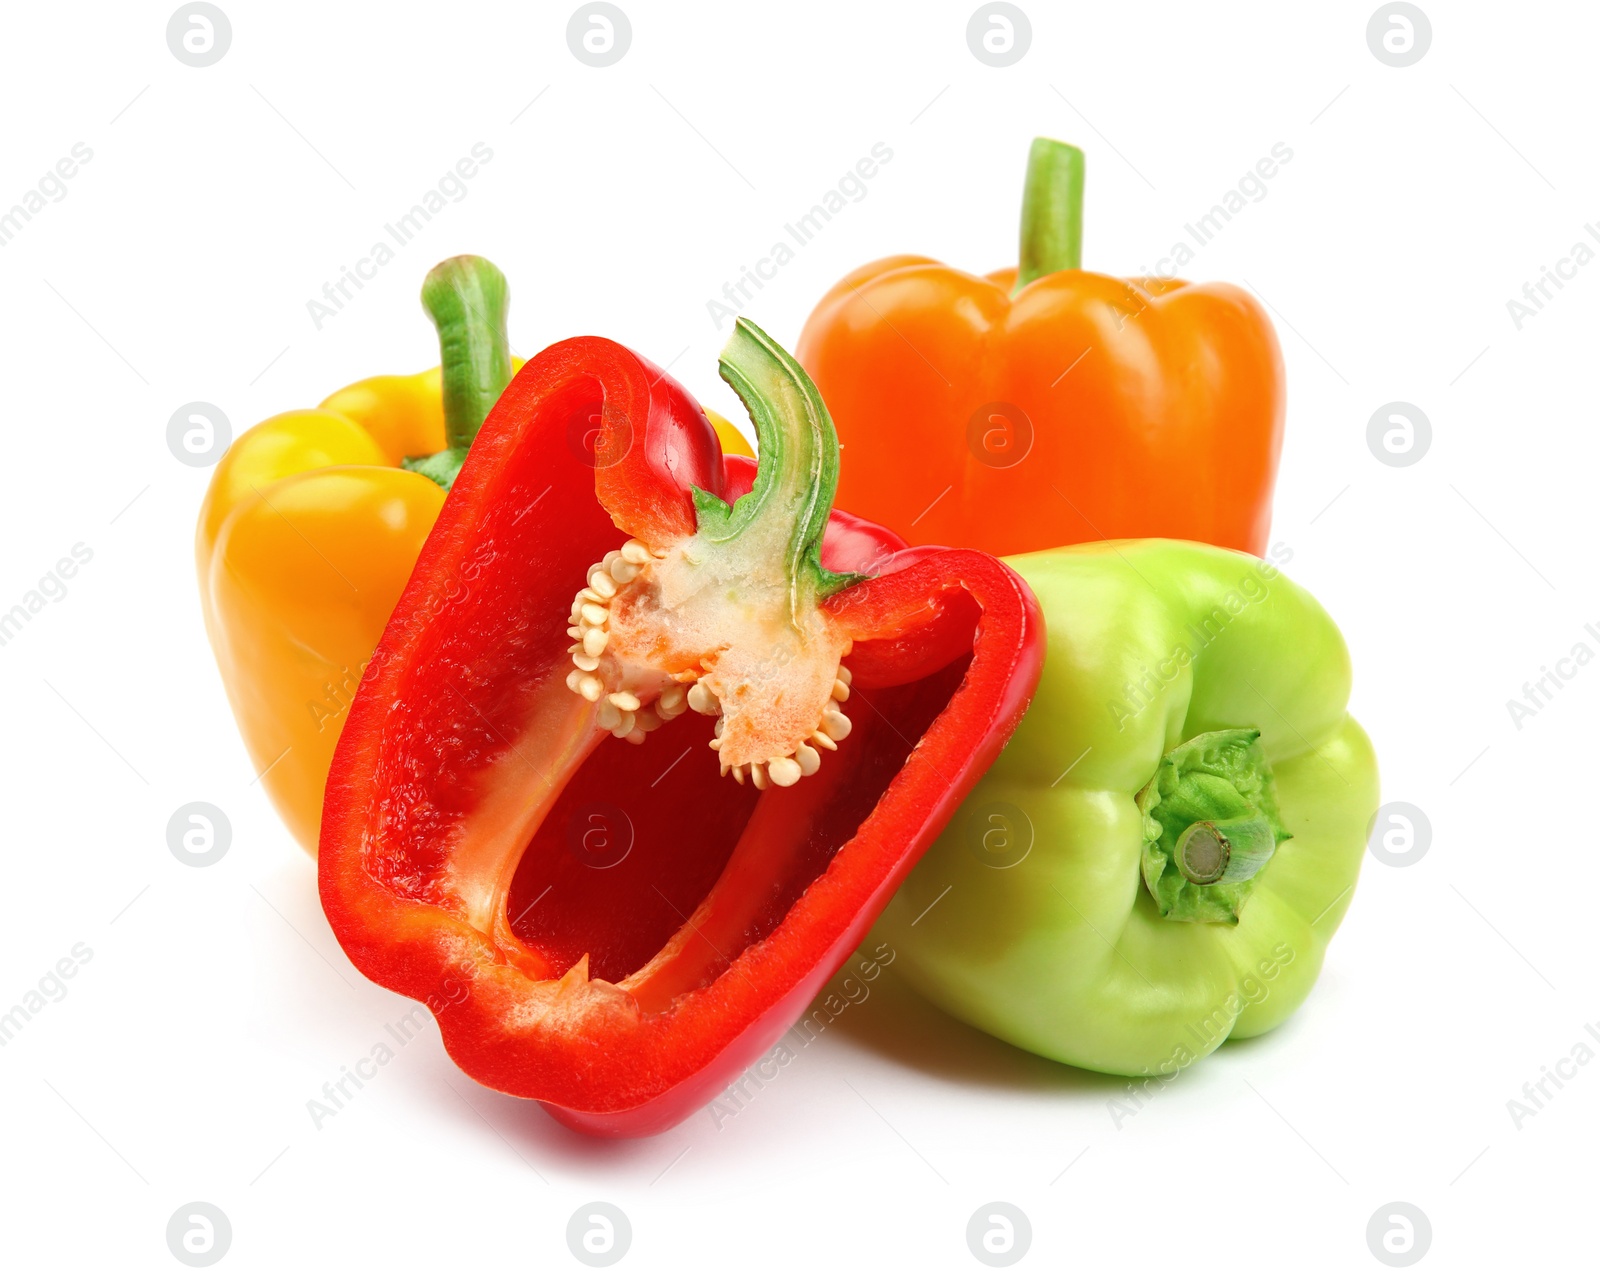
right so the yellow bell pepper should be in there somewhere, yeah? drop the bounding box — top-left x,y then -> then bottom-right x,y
197,256 -> 750,854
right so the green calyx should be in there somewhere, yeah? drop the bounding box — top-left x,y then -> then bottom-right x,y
1015,137 -> 1085,291
1136,729 -> 1290,925
402,255 -> 513,491
692,318 -> 863,616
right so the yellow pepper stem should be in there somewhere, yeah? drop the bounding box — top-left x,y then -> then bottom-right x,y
402,255 -> 513,490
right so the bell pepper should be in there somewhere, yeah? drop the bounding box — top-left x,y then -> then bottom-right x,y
317,319 -> 1043,1135
796,138 -> 1285,557
876,539 -> 1378,1077
196,255 -> 752,852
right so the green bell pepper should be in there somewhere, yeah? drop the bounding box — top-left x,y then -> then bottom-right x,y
878,539 -> 1379,1077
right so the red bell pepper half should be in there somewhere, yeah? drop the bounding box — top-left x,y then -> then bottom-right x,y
318,319 -> 1043,1136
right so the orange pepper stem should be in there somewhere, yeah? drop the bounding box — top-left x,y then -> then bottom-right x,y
403,255 -> 513,490
1015,137 -> 1084,291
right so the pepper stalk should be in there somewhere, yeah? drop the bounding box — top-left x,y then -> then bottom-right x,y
563,318 -> 861,790
402,255 -> 513,490
1136,729 -> 1291,924
1015,137 -> 1086,291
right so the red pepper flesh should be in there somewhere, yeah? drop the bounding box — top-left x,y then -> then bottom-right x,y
318,331 -> 1043,1136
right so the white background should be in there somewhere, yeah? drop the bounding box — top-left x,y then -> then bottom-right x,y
1,1 -> 1593,1266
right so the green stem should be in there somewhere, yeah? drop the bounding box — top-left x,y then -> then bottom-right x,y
1014,137 -> 1084,291
402,255 -> 512,490
1174,815 -> 1278,885
1135,729 -> 1290,924
692,318 -> 859,612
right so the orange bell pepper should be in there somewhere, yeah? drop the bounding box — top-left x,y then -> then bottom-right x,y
796,138 -> 1284,557
196,253 -> 752,853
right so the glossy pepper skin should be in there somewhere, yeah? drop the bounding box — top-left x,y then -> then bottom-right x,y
196,367 -> 453,852
196,255 -> 751,853
319,321 -> 1042,1136
877,540 -> 1378,1076
796,138 -> 1284,557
